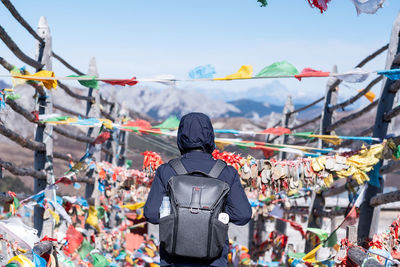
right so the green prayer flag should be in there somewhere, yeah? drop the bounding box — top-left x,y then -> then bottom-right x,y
287,251 -> 306,259
5,93 -> 21,100
395,145 -> 400,159
236,142 -> 256,149
97,206 -> 105,219
290,132 -> 314,139
125,159 -> 132,168
68,75 -> 99,89
255,61 -> 299,77
122,126 -> 140,132
78,239 -> 94,259
11,66 -> 20,73
307,227 -> 329,241
6,263 -> 19,267
325,232 -> 338,248
257,0 -> 268,7
91,254 -> 109,267
154,116 -> 180,129
57,254 -> 75,267
43,116 -> 70,122
261,196 -> 273,203
13,196 -> 20,210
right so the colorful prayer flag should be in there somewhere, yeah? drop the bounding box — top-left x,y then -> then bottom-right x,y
255,61 -> 299,77
68,75 -> 99,89
295,68 -> 330,81
188,65 -> 216,79
214,65 -> 253,80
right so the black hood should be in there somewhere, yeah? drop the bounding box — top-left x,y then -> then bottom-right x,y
177,112 -> 215,154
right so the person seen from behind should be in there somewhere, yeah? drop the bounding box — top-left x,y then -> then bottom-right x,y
144,112 -> 252,267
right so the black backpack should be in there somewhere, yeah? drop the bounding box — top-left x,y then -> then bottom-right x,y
159,158 -> 230,260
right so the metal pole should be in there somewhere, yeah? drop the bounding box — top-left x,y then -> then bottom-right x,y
358,12 -> 400,247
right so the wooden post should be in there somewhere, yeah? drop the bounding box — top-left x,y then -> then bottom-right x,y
347,225 -> 357,243
274,97 -> 294,245
319,65 -> 338,148
303,66 -> 338,249
304,193 -> 325,253
280,96 -> 294,160
110,90 -> 119,166
358,13 -> 400,247
104,100 -> 115,163
33,16 -> 53,236
84,57 -> 101,207
347,226 -> 383,267
117,101 -> 128,166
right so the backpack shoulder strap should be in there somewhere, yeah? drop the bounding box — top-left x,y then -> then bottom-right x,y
208,159 -> 226,178
169,158 -> 187,175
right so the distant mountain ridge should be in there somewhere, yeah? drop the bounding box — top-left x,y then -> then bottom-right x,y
0,79 -> 322,120
226,98 -> 322,119
114,85 -> 322,120
114,86 -> 240,119
226,99 -> 283,118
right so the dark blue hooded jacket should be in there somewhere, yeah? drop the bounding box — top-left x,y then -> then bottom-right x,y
144,112 -> 252,267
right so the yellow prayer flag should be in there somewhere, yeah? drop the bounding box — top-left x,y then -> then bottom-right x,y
214,65 -> 253,80
309,134 -> 342,145
125,255 -> 134,265
10,68 -> 28,88
16,70 -> 58,89
311,156 -> 326,172
215,140 -> 232,150
302,244 -> 321,263
86,205 -> 100,232
137,208 -> 144,220
48,208 -> 60,224
8,255 -> 34,267
145,247 -> 155,258
121,202 -> 145,211
50,117 -> 78,125
358,90 -> 376,103
99,118 -> 113,129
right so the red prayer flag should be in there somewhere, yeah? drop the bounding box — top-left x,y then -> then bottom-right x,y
41,235 -> 58,242
7,191 -> 16,197
140,128 -> 163,135
295,68 -> 330,81
260,127 -> 291,135
125,233 -> 144,252
122,120 -> 152,129
340,205 -> 359,229
55,177 -> 73,185
307,0 -> 331,13
392,250 -> 400,260
63,225 -> 83,256
93,131 -> 111,145
101,77 -> 138,86
280,218 -> 306,238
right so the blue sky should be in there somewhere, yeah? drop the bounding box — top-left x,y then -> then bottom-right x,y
1,0 -> 399,105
